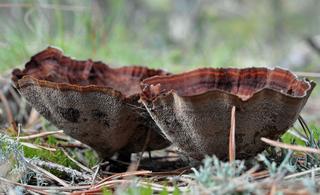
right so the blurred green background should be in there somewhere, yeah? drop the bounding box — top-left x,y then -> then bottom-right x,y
0,0 -> 320,73
1,0 -> 320,123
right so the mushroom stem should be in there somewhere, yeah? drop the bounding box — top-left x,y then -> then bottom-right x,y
229,106 -> 236,162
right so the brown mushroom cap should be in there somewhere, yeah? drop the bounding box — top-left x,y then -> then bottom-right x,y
141,67 -> 316,160
12,47 -> 170,159
12,47 -> 166,98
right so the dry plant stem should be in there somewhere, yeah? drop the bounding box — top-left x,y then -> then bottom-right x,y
258,183 -> 309,195
136,181 -> 189,192
17,123 -> 21,139
95,170 -> 152,188
60,148 -> 93,174
27,188 -> 48,195
251,170 -> 269,180
229,106 -> 236,162
261,137 -> 320,154
91,161 -> 109,170
91,164 -> 100,187
284,167 -> 320,180
269,183 -> 276,195
91,180 -> 188,193
128,129 -> 152,172
26,108 -> 40,127
92,180 -> 134,190
107,158 -> 132,166
0,90 -> 17,133
298,116 -> 311,141
27,158 -> 92,181
287,129 -> 308,143
17,130 -> 64,140
20,142 -> 57,151
62,138 -> 88,149
298,115 -> 319,149
74,180 -> 176,194
139,166 -> 190,177
57,142 -> 87,149
280,189 -> 309,195
0,176 -> 90,191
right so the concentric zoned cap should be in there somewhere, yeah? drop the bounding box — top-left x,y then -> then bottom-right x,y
141,67 -> 316,160
12,47 -> 170,158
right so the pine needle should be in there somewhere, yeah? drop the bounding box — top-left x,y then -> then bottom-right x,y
229,106 -> 236,162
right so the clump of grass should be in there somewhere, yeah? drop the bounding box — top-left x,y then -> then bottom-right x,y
296,117 -> 320,170
277,117 -> 320,171
258,151 -> 295,177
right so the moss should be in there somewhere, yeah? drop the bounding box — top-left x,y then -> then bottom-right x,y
23,146 -> 78,170
83,149 -> 99,168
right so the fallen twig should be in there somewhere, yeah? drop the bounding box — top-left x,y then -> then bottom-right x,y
284,167 -> 320,180
251,170 -> 269,180
26,160 -> 69,187
91,164 -> 100,187
27,158 -> 92,181
60,148 -> 94,174
261,137 -> 320,154
18,130 -> 64,140
95,170 -> 152,188
89,179 -> 188,193
0,176 -> 90,191
20,142 -> 57,151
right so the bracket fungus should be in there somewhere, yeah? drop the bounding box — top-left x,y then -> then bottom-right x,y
12,47 -> 170,159
141,67 -> 316,160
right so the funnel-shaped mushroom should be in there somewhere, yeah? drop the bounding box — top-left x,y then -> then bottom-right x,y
141,67 -> 316,160
12,47 -> 170,159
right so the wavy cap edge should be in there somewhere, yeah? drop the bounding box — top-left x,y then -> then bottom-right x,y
140,67 -> 316,103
